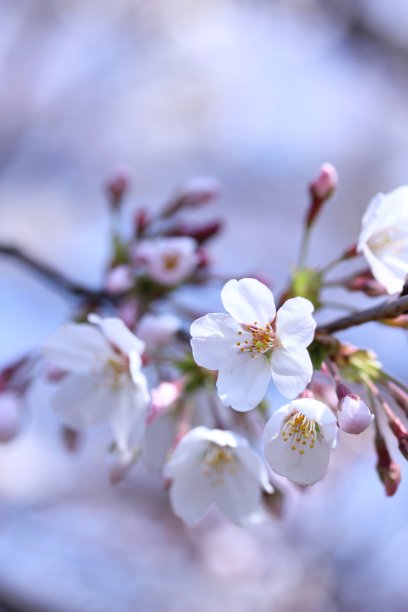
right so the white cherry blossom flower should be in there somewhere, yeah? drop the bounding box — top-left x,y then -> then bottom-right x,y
134,237 -> 199,286
358,186 -> 408,294
190,278 -> 316,411
164,426 -> 271,526
263,398 -> 337,486
43,315 -> 150,453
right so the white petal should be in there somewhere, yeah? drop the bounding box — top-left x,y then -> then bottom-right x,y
270,347 -> 313,399
168,458 -> 213,524
164,427 -> 209,479
235,445 -> 272,492
89,314 -> 145,355
51,372 -> 114,427
358,192 -> 384,246
360,244 -> 404,294
190,313 -> 248,370
43,323 -> 111,373
212,467 -> 263,526
110,381 -> 149,452
275,297 -> 316,350
216,354 -> 271,412
283,437 -> 331,486
221,278 -> 276,326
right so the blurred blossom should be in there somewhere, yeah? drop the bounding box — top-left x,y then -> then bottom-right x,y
43,315 -> 149,454
358,186 -> 408,294
134,237 -> 199,286
105,264 -> 134,295
137,313 -> 182,351
164,426 -> 271,526
105,165 -> 131,211
263,398 -> 337,486
191,278 -> 315,411
107,445 -> 139,486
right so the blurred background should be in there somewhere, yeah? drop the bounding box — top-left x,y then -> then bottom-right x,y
1,0 -> 408,610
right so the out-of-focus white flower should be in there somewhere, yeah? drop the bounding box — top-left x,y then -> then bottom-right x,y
134,237 -> 199,286
43,315 -> 150,453
137,313 -> 181,351
263,398 -> 337,486
190,278 -> 315,411
164,426 -> 271,526
337,394 -> 374,435
105,265 -> 134,295
0,391 -> 23,442
358,187 -> 408,294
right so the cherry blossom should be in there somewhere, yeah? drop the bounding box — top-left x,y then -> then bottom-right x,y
190,278 -> 316,411
43,315 -> 150,453
134,237 -> 199,286
358,186 -> 408,294
263,398 -> 337,486
164,426 -> 271,526
137,313 -> 181,351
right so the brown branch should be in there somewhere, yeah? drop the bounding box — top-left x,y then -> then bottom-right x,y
0,244 -> 116,303
317,295 -> 408,335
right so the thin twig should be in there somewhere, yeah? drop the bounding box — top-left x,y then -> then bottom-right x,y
316,295 -> 408,335
0,244 -> 116,303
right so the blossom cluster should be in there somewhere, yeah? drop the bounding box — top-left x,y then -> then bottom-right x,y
2,166 -> 408,526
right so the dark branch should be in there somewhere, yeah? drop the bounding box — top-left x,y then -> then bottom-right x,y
0,244 -> 115,303
317,295 -> 408,335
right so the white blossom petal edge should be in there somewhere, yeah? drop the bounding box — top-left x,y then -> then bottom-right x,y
43,315 -> 150,453
357,186 -> 408,294
164,426 -> 272,526
263,398 -> 337,486
190,278 -> 316,411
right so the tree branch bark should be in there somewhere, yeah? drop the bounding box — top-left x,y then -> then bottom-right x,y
317,295 -> 408,335
0,244 -> 115,303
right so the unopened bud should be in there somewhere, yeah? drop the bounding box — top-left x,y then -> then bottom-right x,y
343,269 -> 386,297
306,163 -> 338,227
375,432 -> 401,496
105,265 -> 134,295
336,383 -> 374,434
105,165 -> 131,210
162,177 -> 220,218
134,208 -> 151,237
165,219 -> 223,244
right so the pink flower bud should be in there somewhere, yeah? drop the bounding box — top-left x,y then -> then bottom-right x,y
0,391 -> 23,442
162,177 -> 221,218
165,220 -> 223,244
306,163 -> 338,228
309,163 -> 338,202
336,384 -> 373,434
337,395 -> 374,434
137,314 -> 181,351
105,165 -> 131,210
105,265 -> 134,295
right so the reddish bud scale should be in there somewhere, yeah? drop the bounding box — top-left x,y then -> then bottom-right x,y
164,220 -> 223,244
375,433 -> 401,496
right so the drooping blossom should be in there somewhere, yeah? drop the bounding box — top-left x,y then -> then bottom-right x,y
43,315 -> 150,453
335,383 -> 374,435
134,237 -> 199,286
164,426 -> 272,526
263,398 -> 337,486
358,186 -> 408,294
137,313 -> 181,352
190,278 -> 316,411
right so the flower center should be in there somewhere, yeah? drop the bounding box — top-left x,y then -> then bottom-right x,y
368,226 -> 408,255
236,321 -> 277,357
106,357 -> 129,390
163,253 -> 180,271
202,444 -> 238,485
281,411 -> 318,454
